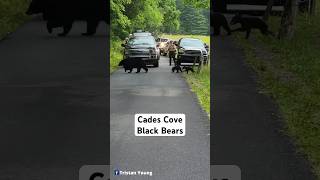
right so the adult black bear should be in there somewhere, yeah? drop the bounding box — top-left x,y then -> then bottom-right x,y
230,13 -> 274,39
26,0 -> 108,36
212,12 -> 231,36
118,58 -> 148,73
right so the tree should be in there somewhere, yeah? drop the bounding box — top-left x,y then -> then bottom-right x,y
278,0 -> 298,39
159,0 -> 181,33
110,0 -> 131,39
176,0 -> 209,35
309,0 -> 316,15
263,0 -> 274,22
183,0 -> 209,8
124,0 -> 163,34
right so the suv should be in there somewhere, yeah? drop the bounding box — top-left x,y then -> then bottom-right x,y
176,38 -> 209,65
122,35 -> 159,67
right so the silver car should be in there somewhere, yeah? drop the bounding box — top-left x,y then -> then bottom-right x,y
176,38 -> 209,65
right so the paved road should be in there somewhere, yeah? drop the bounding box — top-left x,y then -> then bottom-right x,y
110,57 -> 210,179
0,19 -> 108,179
212,36 -> 317,180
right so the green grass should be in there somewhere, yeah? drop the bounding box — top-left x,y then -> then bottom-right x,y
234,11 -> 320,178
0,0 -> 30,39
184,65 -> 210,114
110,39 -> 123,73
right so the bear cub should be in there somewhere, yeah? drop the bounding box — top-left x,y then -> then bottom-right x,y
182,66 -> 194,74
172,64 -> 183,73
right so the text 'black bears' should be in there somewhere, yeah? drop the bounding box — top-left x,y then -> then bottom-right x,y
230,13 -> 274,39
212,12 -> 231,36
26,0 -> 108,36
119,58 -> 148,73
172,65 -> 182,73
182,66 -> 194,74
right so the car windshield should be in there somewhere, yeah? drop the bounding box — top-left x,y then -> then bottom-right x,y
161,39 -> 168,42
180,39 -> 204,48
128,37 -> 155,46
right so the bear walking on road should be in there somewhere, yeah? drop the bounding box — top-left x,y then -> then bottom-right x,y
230,13 -> 274,39
212,12 -> 231,36
26,0 -> 108,36
119,58 -> 148,73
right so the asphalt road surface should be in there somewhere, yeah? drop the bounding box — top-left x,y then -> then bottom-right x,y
212,36 -> 317,180
0,18 -> 108,179
110,56 -> 210,180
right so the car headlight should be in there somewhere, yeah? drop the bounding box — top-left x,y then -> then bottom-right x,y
178,48 -> 185,53
149,48 -> 156,54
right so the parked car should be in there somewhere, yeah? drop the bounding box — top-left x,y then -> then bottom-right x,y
176,38 -> 209,65
156,38 -> 170,55
122,35 -> 159,67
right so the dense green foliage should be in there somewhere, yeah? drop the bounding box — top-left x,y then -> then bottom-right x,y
183,0 -> 209,8
110,39 -> 123,73
0,0 -> 30,39
111,0 -> 209,39
235,8 -> 320,178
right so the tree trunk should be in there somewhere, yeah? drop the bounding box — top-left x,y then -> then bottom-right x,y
310,0 -> 316,15
278,0 -> 298,39
263,0 -> 274,22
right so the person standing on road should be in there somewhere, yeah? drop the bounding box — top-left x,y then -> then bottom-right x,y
168,41 -> 177,66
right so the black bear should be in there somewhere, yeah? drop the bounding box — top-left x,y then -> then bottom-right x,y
182,66 -> 194,74
26,0 -> 108,36
172,65 -> 182,73
230,13 -> 274,39
118,58 -> 148,73
212,12 -> 231,36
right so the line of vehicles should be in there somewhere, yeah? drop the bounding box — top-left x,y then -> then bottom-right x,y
121,30 -> 209,68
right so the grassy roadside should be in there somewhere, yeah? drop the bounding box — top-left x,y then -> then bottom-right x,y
234,13 -> 320,177
110,39 -> 123,73
0,0 -> 30,39
183,65 -> 210,114
162,34 -> 210,115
